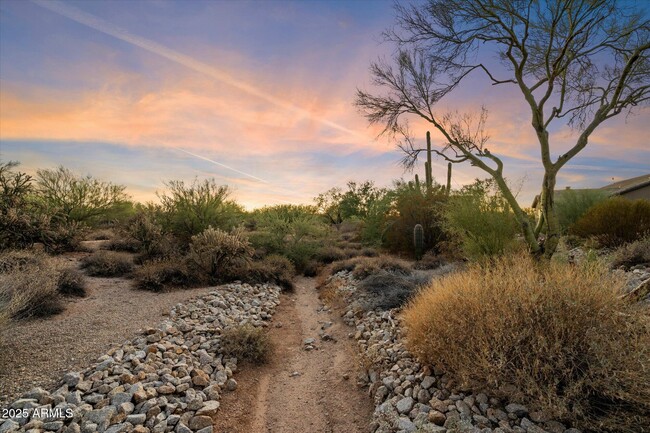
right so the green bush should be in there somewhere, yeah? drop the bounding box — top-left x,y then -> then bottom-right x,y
251,205 -> 327,271
80,250 -> 134,277
403,255 -> 650,432
220,324 -> 272,365
188,227 -> 253,282
571,197 -> 650,247
383,181 -> 448,257
133,258 -> 197,292
35,165 -> 132,226
57,268 -> 87,297
555,189 -> 608,232
0,161 -> 82,252
158,178 -> 243,245
610,236 -> 650,270
445,179 -> 519,259
125,211 -> 162,252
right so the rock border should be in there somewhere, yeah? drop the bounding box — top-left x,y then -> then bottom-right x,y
0,283 -> 280,433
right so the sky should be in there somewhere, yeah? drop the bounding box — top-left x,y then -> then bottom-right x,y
0,0 -> 648,209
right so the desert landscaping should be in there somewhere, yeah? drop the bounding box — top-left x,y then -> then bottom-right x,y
1,1 -> 649,433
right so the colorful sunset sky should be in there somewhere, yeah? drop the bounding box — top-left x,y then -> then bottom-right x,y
1,0 -> 648,209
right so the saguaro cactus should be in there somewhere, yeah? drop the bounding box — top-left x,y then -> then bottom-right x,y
414,224 -> 424,260
446,162 -> 452,196
425,131 -> 433,190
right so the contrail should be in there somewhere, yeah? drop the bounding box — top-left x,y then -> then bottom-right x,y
31,0 -> 364,139
174,147 -> 269,184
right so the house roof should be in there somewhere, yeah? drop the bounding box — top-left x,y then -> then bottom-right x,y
601,173 -> 650,195
531,173 -> 650,208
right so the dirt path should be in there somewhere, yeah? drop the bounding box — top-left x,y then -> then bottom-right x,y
213,277 -> 373,433
0,253 -> 214,406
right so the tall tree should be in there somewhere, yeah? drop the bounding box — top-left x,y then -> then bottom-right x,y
356,0 -> 649,257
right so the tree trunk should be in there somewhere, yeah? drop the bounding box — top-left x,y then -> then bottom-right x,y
492,173 -> 541,256
540,172 -> 561,259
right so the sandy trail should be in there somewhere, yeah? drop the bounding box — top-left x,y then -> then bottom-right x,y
213,277 -> 373,433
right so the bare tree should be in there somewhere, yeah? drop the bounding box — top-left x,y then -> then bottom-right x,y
356,0 -> 650,258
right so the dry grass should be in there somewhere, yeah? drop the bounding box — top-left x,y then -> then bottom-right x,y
57,268 -> 87,297
610,236 -> 650,270
402,254 -> 650,432
329,255 -> 411,279
103,237 -> 141,253
133,258 -> 196,292
80,250 -> 134,277
244,255 -> 296,291
359,271 -> 431,310
87,229 -> 115,241
412,251 -> 442,270
0,250 -> 64,326
220,324 -> 272,365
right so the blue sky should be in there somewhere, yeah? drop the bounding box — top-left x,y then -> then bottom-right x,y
1,0 -> 648,208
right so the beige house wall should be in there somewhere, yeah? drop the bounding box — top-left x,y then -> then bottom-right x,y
620,185 -> 650,201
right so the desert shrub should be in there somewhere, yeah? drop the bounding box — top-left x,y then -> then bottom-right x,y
0,161 -> 83,252
610,236 -> 650,270
0,250 -> 63,323
359,270 -> 431,310
1,161 -> 43,250
302,260 -> 322,277
133,259 -> 196,292
35,166 -> 132,226
555,189 -> 609,233
80,250 -> 134,277
412,250 -> 442,270
251,205 -> 326,271
158,178 -> 243,245
188,227 -> 253,282
328,255 -> 411,279
351,256 -> 411,280
56,268 -> 87,297
359,247 -> 379,257
315,181 -> 388,229
571,197 -> 650,247
315,246 -> 348,264
220,324 -> 272,365
445,179 -> 519,259
104,237 -> 141,253
88,229 -> 114,241
330,257 -> 360,274
44,220 -> 83,253
243,255 -> 296,291
0,249 -> 45,273
403,254 -> 650,432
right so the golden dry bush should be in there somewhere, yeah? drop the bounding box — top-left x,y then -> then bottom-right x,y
0,250 -> 64,327
220,325 -> 272,365
402,254 -> 650,432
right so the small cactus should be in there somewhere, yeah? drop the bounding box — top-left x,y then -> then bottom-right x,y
414,224 -> 424,260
